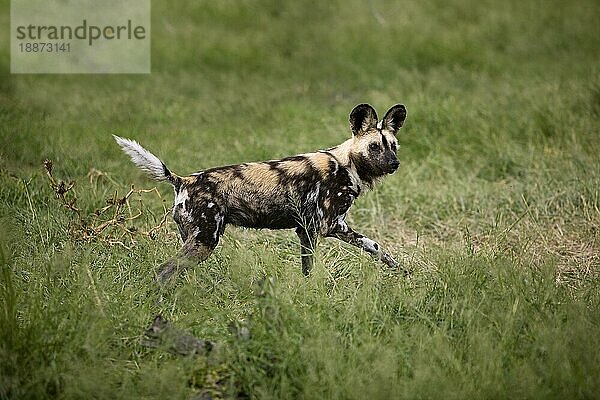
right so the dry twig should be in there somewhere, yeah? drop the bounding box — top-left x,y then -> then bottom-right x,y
44,159 -> 171,248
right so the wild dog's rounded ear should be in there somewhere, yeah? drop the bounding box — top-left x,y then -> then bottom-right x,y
382,104 -> 407,136
350,103 -> 378,136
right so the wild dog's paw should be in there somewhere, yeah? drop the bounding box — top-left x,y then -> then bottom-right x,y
380,252 -> 398,269
156,260 -> 178,283
381,252 -> 410,276
156,257 -> 196,283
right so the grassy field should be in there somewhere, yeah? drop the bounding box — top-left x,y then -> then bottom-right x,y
1,0 -> 599,398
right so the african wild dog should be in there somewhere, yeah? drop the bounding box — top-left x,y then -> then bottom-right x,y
114,103 -> 407,281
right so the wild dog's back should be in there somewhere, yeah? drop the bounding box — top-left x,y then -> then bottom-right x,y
179,151 -> 349,230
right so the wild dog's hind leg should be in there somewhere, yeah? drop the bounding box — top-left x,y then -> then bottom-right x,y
327,218 -> 403,272
296,227 -> 317,276
157,237 -> 218,282
158,202 -> 225,282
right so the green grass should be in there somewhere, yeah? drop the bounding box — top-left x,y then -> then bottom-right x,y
1,0 -> 599,398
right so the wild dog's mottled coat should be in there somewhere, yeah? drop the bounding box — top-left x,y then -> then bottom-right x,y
114,103 -> 407,280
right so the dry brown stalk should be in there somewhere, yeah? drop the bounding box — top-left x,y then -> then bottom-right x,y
44,159 -> 171,248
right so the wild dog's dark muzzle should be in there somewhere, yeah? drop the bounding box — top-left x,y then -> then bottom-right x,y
387,159 -> 400,173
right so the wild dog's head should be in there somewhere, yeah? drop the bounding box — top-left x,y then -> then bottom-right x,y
347,103 -> 407,186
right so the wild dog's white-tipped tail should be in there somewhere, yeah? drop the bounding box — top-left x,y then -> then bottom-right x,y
113,135 -> 178,186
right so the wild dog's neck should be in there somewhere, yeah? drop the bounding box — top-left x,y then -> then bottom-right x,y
328,139 -> 373,192
348,152 -> 380,190
328,139 -> 353,166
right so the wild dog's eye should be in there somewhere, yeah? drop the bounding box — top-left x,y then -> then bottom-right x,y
369,142 -> 380,152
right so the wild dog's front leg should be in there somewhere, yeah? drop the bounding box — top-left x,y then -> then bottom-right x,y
296,227 -> 317,276
327,221 -> 399,269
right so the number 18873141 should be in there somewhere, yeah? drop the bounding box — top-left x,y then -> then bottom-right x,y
19,42 -> 71,53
